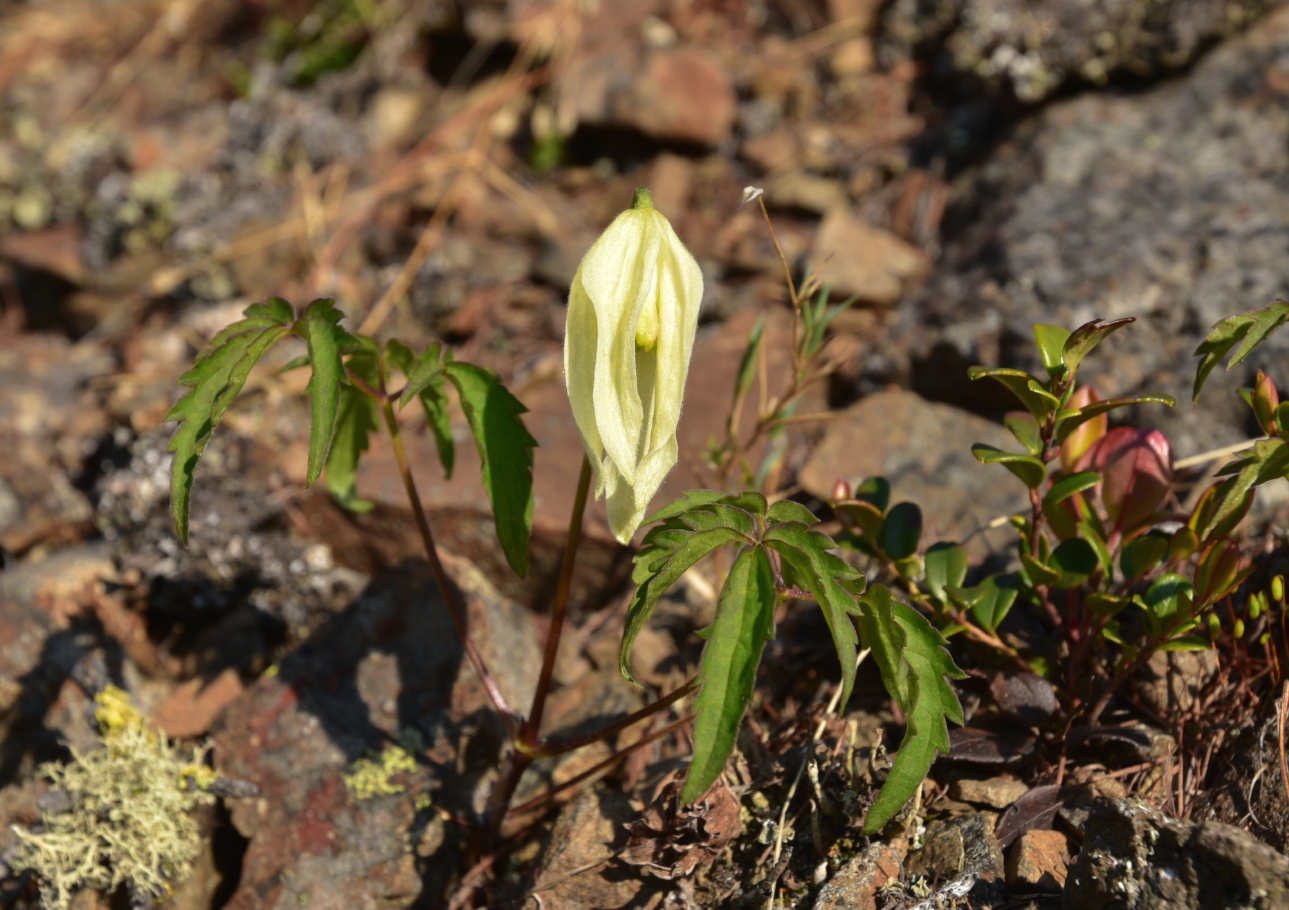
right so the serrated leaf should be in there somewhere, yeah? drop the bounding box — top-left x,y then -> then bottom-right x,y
1054,395 -> 1175,444
387,339 -> 455,478
862,593 -> 965,834
1063,318 -> 1135,378
621,524 -> 748,685
1194,300 -> 1289,401
646,490 -> 768,524
1043,471 -> 1100,512
764,522 -> 865,708
682,546 -> 777,803
166,300 -> 296,544
444,362 -> 537,577
325,343 -> 380,512
968,367 -> 1050,421
300,299 -> 358,487
971,444 -> 1047,488
766,499 -> 818,525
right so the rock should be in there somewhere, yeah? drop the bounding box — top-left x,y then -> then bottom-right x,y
213,553 -> 542,908
951,776 -> 1029,809
873,7 -> 1289,460
529,789 -> 648,910
152,668 -> 245,738
1192,697 -> 1289,853
1007,829 -> 1070,893
813,841 -> 903,910
830,38 -> 875,77
1135,648 -> 1218,717
810,208 -> 930,305
906,812 -> 1005,882
1065,797 -> 1289,910
798,388 -> 1021,547
616,48 -> 736,146
767,172 -> 847,214
880,0 -> 1276,102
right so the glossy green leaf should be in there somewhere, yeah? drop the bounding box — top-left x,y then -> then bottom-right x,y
861,591 -> 965,834
854,477 -> 891,513
1054,395 -> 1176,444
924,543 -> 968,603
950,573 -> 1021,633
300,299 -> 358,488
1144,573 -> 1194,623
1043,471 -> 1100,512
1049,538 -> 1097,589
165,298 -> 296,544
968,367 -> 1050,421
1120,532 -> 1170,581
325,341 -> 380,512
1033,324 -> 1071,378
971,444 -> 1047,488
764,522 -> 865,708
1063,318 -> 1135,378
1158,635 -> 1211,652
837,499 -> 884,540
1022,553 -> 1062,588
444,362 -> 537,577
881,502 -> 922,560
1005,413 -> 1042,456
1194,300 -> 1289,401
682,546 -> 777,803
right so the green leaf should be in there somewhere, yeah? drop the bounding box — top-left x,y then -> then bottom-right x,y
1021,553 -> 1061,588
1049,538 -> 1097,589
764,523 -> 865,708
1054,395 -> 1175,444
1194,300 -> 1289,401
968,367 -> 1050,421
621,521 -> 749,686
1043,471 -> 1100,512
1063,318 -> 1135,378
971,444 -> 1047,488
1120,532 -> 1170,581
862,593 -> 965,834
1158,635 -> 1211,652
1079,519 -> 1113,581
325,341 -> 380,512
1005,414 -> 1042,456
923,543 -> 967,603
733,313 -> 765,405
646,490 -> 768,524
299,299 -> 358,487
853,477 -> 891,513
387,340 -> 455,478
837,499 -> 884,540
880,502 -> 922,560
766,499 -> 819,525
444,362 -> 537,577
1033,324 -> 1071,378
682,546 -> 777,803
950,574 -> 1020,632
165,299 -> 296,544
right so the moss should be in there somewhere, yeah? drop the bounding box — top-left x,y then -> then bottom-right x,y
343,744 -> 417,800
10,687 -> 216,910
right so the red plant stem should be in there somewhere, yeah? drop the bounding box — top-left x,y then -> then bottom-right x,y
520,456 -> 593,747
378,397 -> 519,737
529,677 -> 698,757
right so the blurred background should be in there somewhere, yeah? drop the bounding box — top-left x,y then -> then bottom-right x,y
5,0 -> 1289,907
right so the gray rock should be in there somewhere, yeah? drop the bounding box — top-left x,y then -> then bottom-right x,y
872,7 -> 1289,460
813,841 -> 903,910
881,0 -> 1280,101
1064,797 -> 1289,909
906,812 -> 1005,882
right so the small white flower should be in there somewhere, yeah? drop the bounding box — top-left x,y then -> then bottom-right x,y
564,187 -> 704,543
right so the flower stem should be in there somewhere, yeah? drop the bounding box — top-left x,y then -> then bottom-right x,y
521,455 -> 593,746
378,397 -> 520,738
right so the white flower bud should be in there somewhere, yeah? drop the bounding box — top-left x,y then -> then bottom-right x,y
564,187 -> 704,543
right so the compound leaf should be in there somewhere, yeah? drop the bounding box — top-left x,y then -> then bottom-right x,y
387,339 -> 455,478
166,298 -> 296,544
1063,318 -> 1135,378
1194,300 -> 1289,401
682,546 -> 776,803
444,362 -> 537,577
300,299 -> 358,487
764,522 -> 865,708
325,340 -> 380,512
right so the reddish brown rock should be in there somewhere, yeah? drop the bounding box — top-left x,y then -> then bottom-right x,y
154,668 -> 245,739
1006,829 -> 1071,893
810,208 -> 930,305
617,48 -> 736,146
814,842 -> 903,910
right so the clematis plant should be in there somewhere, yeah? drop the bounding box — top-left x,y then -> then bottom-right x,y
564,187 -> 704,543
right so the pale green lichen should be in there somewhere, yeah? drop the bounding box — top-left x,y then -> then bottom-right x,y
10,686 -> 216,910
343,744 -> 417,800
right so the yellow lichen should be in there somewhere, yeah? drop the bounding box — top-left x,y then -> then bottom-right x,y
11,688 -> 215,910
344,744 -> 417,800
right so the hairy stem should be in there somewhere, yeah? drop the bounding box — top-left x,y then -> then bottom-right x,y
378,398 -> 519,737
521,455 -> 594,747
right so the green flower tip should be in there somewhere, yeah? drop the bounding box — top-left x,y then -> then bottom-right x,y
631,186 -> 654,210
